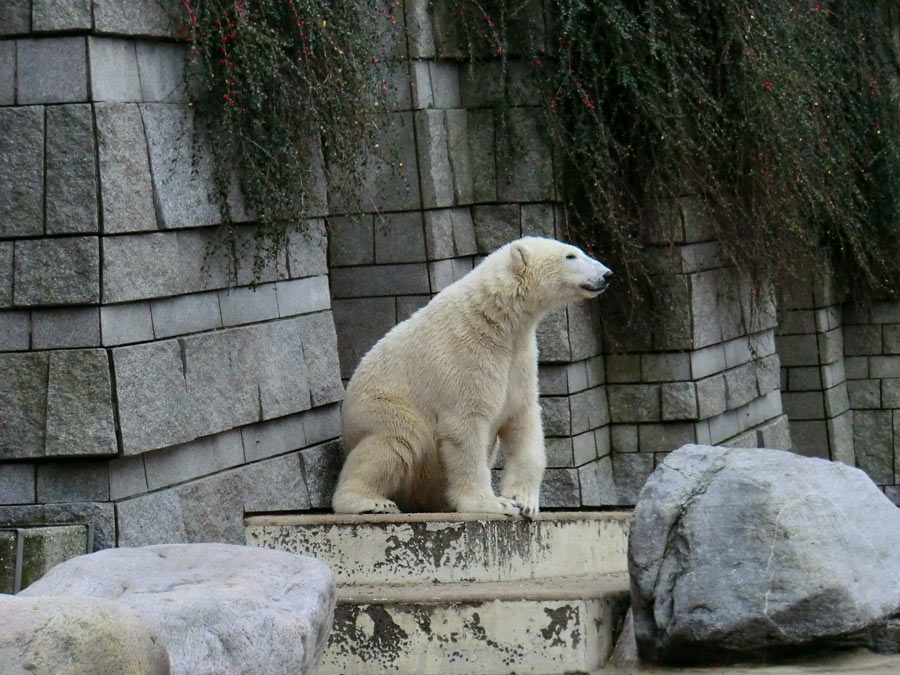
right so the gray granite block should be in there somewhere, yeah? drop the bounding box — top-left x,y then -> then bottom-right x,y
496,108 -> 553,202
298,312 -> 344,407
116,453 -> 309,547
92,0 -> 178,38
241,414 -> 306,463
94,103 -> 157,233
471,205 -> 520,254
540,468 -> 581,508
612,452 -> 655,506
423,207 -> 477,259
144,429 -> 244,491
301,404 -> 341,446
31,307 -> 100,349
0,41 -> 14,105
0,352 -> 48,460
416,109 -> 455,209
17,36 -> 87,104
0,106 -> 44,237
301,440 -> 342,509
36,461 -> 110,502
136,41 -> 186,102
0,463 -> 36,505
0,310 -> 30,350
332,297 -> 395,379
88,37 -> 141,101
276,275 -> 331,317
578,456 -> 617,506
330,263 -> 430,298
108,455 -> 147,501
113,339 -> 197,455
46,349 -> 117,457
150,291 -> 222,339
14,237 -> 100,306
33,0 -> 93,31
0,502 -> 115,549
607,384 -> 662,423
219,284 -> 279,327
0,1 -> 31,35
328,215 -> 374,266
662,381 -> 698,421
286,218 -> 328,278
410,60 -> 460,109
141,103 -> 223,228
536,305 -> 571,363
396,294 -> 430,322
100,302 -> 154,346
375,211 -> 426,263
46,104 -> 99,234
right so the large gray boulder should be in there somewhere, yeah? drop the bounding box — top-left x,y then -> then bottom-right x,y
0,594 -> 170,675
21,543 -> 335,675
629,444 -> 900,665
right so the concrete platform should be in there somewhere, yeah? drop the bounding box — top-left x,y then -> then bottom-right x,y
245,510 -> 633,674
244,510 -> 631,584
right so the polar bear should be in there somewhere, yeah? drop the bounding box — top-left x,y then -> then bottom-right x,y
332,236 -> 613,517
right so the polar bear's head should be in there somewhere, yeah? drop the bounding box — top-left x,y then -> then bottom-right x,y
505,236 -> 613,312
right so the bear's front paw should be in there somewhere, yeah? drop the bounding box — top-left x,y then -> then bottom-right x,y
501,486 -> 540,518
455,495 -> 521,517
333,492 -> 401,515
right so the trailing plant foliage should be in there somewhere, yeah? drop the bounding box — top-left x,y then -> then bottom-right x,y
448,0 -> 900,311
182,0 -> 399,276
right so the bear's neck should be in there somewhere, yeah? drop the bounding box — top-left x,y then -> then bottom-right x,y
464,272 -> 546,343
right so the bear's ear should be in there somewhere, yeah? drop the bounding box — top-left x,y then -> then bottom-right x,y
510,240 -> 529,272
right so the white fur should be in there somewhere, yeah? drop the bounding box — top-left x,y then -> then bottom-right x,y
332,236 -> 613,517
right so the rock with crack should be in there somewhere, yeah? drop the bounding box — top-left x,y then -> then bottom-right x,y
19,543 -> 335,675
628,444 -> 900,665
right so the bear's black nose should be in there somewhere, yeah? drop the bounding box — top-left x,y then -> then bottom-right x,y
603,270 -> 613,281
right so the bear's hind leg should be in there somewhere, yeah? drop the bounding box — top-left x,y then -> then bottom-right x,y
332,435 -> 413,514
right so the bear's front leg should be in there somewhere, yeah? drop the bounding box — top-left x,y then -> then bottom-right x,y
438,420 -> 521,516
498,404 -> 546,518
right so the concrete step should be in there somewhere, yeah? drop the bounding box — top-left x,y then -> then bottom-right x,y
244,510 -> 631,585
323,573 -> 630,675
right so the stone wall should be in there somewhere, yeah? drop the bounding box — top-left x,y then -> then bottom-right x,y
0,0 -> 343,549
1,0 -> 897,553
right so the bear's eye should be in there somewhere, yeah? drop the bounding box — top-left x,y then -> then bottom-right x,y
565,253 -> 577,260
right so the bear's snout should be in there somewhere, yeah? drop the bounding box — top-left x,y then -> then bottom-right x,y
581,266 -> 613,295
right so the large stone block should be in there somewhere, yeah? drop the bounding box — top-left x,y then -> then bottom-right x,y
241,414 -> 306,463
332,297 -> 396,379
275,275 -> 331,317
0,41 -> 13,105
33,0 -> 93,31
17,37 -> 87,104
0,463 -> 36,505
608,384 -> 662,423
45,104 -> 99,234
472,204 -> 520,254
144,429 -> 244,491
14,237 -> 99,306
536,305 -> 571,362
95,103 -> 157,233
88,37 -> 141,101
113,339 -> 197,455
31,307 -> 100,349
853,410 -> 893,485
579,456 -> 618,506
108,455 -> 148,501
411,60 -> 460,109
0,502 -> 115,549
330,263 -> 430,298
468,109 -> 497,202
150,291 -> 222,339
0,1 -> 30,35
136,41 -> 186,102
100,302 -> 154,346
328,214 -> 374,266
424,208 -> 478,259
37,461 -> 110,502
141,103 -> 227,228
416,109 -> 456,209
92,0 -> 178,37
0,106 -> 44,237
218,284 -> 278,327
116,452 -> 310,546
497,108 -> 554,202
286,218 -> 328,278
689,270 -> 722,349
375,211 -> 426,263
0,352 -> 48,460
298,312 -> 345,407
613,452 -> 655,505
662,382 -> 698,421
46,349 -> 116,457
0,310 -> 30,350
301,439 -> 342,508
